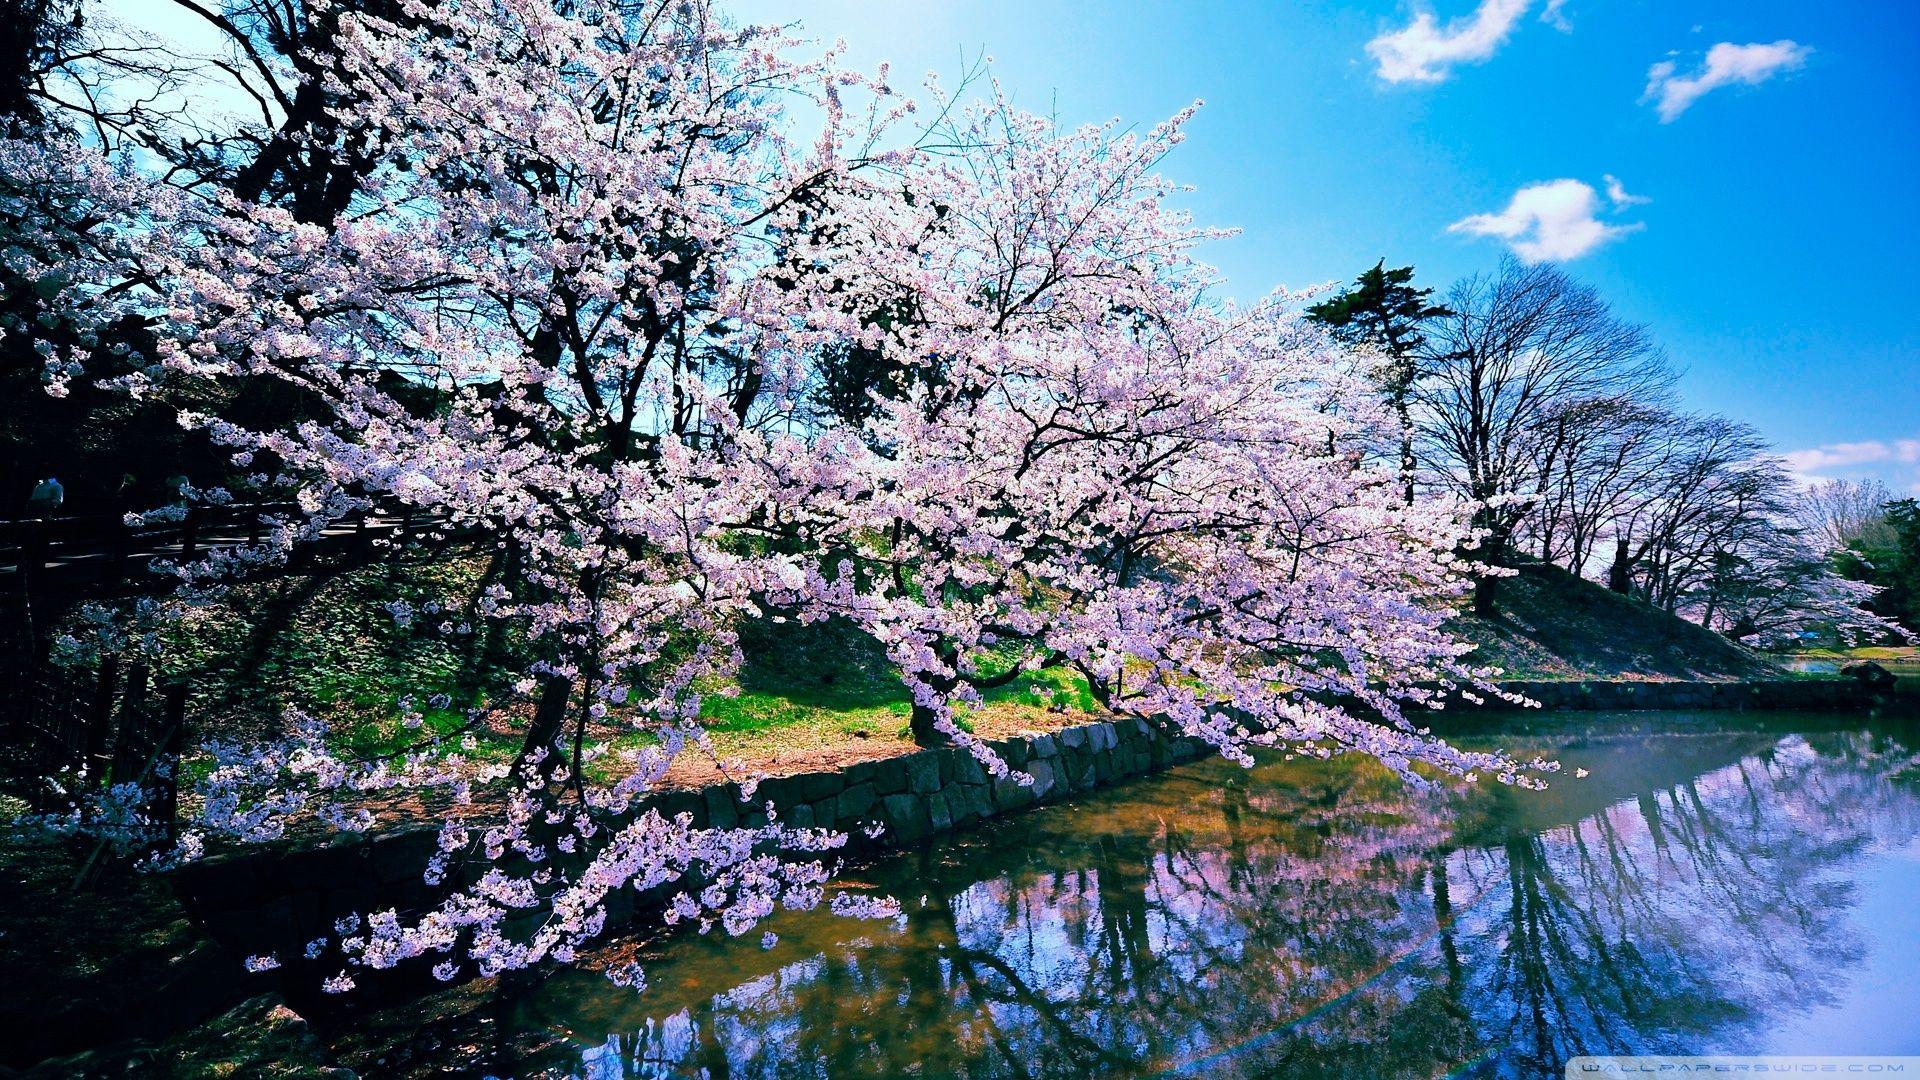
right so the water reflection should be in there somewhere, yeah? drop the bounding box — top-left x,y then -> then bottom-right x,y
367,713 -> 1920,1078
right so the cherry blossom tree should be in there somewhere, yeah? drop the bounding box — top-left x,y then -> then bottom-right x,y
6,0 -> 1546,990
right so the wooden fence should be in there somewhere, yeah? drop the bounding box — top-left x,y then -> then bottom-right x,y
0,500 -> 463,833
0,648 -> 188,843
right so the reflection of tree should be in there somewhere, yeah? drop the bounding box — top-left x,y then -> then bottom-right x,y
501,759 -> 1482,1078
1446,727 -> 1920,1076
380,721 -> 1920,1079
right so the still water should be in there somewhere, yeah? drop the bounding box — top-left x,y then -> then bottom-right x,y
373,710 -> 1920,1078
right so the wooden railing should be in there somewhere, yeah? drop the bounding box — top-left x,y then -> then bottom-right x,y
0,502 -> 450,590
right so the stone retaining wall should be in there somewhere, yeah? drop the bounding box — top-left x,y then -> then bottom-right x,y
170,716 -> 1216,971
170,676 -> 1882,973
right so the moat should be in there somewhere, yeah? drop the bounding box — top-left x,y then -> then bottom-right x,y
334,706 -> 1920,1078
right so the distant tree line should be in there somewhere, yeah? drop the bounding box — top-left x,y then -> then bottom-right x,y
1310,257 -> 1900,647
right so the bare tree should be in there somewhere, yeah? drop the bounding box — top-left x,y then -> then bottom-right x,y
1520,399 -> 1672,575
1414,258 -> 1671,613
1603,416 -> 1778,612
1796,478 -> 1895,554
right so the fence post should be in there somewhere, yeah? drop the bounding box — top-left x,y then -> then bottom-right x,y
19,520 -> 48,645
20,518 -> 48,585
156,683 -> 187,843
179,505 -> 200,565
110,663 -> 151,786
111,516 -> 132,580
85,656 -> 121,789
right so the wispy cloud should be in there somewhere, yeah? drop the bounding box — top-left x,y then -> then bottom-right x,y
1643,40 -> 1811,122
1602,174 -> 1650,209
1540,0 -> 1572,32
1783,438 -> 1920,481
1367,0 -> 1531,84
1448,178 -> 1642,262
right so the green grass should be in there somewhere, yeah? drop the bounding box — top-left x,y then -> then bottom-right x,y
160,564 -> 1100,782
335,703 -> 514,763
696,666 -> 1091,737
702,618 -> 1095,738
1781,646 -> 1919,662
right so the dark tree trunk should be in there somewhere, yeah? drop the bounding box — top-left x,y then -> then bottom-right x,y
515,675 -> 573,783
908,669 -> 959,748
1607,538 -> 1633,594
908,701 -> 955,748
1395,396 -> 1417,507
1472,572 -> 1499,617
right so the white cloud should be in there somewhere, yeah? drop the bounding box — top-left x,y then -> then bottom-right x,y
1448,179 -> 1641,262
1602,174 -> 1650,209
1643,40 -> 1811,122
1783,439 -> 1920,479
1367,0 -> 1531,84
1541,0 -> 1572,32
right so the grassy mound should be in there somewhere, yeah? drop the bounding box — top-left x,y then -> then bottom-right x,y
1452,562 -> 1779,681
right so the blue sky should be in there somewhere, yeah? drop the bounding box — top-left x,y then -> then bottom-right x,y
732,0 -> 1920,492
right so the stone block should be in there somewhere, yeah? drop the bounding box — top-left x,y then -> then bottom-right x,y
1027,758 -> 1056,799
767,774 -> 818,807
283,840 -> 367,892
928,789 -> 955,831
880,793 -> 929,844
291,889 -> 323,933
250,897 -> 300,953
1029,734 -> 1059,759
1070,759 -> 1096,791
992,771 -> 1036,812
953,752 -> 988,786
171,853 -> 264,916
653,789 -> 707,825
837,782 -> 878,821
907,751 -> 943,795
370,829 -> 435,886
948,785 -> 985,826
966,783 -> 995,821
872,755 -> 910,795
704,784 -> 740,829
800,770 -> 845,802
996,738 -> 1031,770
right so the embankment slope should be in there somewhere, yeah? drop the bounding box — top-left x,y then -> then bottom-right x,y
1452,562 -> 1779,681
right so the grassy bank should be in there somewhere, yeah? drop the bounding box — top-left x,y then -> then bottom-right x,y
1780,646 -> 1920,663
1450,562 -> 1777,682
118,554 -> 1789,794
